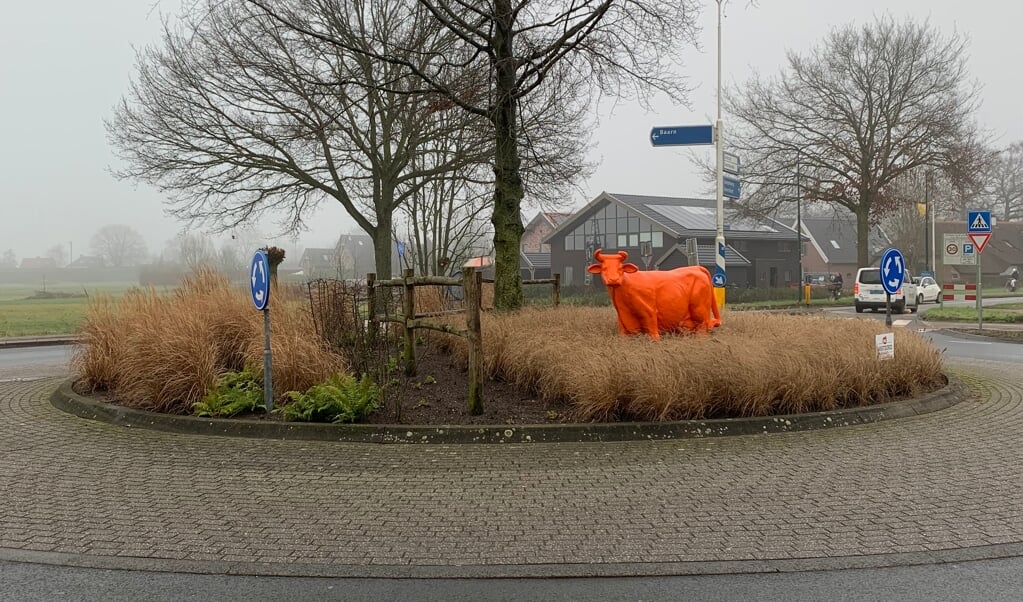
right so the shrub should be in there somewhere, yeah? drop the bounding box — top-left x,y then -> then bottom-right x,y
72,268 -> 348,414
193,369 -> 264,417
280,373 -> 380,423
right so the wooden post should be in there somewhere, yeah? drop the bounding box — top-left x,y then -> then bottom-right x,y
402,268 -> 416,375
464,267 -> 484,415
552,273 -> 561,307
366,273 -> 378,344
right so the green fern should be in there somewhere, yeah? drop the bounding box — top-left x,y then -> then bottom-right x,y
193,369 -> 264,417
279,373 -> 380,423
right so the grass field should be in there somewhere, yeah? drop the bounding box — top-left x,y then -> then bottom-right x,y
922,306 -> 1023,323
0,283 -> 137,337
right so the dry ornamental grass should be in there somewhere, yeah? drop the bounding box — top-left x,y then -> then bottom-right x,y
433,306 -> 945,422
73,273 -> 945,423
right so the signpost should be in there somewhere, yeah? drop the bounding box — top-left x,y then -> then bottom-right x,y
967,210 -> 992,330
880,248 -> 906,328
250,250 -> 273,412
649,125 -> 714,147
942,233 -> 976,266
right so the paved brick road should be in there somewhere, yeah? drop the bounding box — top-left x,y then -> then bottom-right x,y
1,358 -> 1022,577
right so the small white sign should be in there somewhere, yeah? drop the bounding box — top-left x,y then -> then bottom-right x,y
876,332 -> 895,360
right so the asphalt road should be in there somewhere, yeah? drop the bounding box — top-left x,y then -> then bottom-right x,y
4,556 -> 1023,602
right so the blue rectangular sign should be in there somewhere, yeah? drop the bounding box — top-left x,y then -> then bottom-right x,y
650,125 -> 714,147
967,210 -> 991,233
723,175 -> 741,199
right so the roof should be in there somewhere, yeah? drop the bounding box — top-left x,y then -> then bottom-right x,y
300,248 -> 337,268
655,243 -> 751,268
795,213 -> 891,265
934,220 -> 1023,273
521,252 -> 551,269
547,192 -> 797,243
525,211 -> 573,231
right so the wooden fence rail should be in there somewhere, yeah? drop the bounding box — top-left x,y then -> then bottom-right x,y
365,269 -> 561,417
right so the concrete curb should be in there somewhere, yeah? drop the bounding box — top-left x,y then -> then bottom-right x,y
51,375 -> 966,445
0,335 -> 78,349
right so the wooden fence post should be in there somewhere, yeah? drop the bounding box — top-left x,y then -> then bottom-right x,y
552,273 -> 560,307
366,273 -> 377,344
464,267 -> 484,415
402,268 -> 416,376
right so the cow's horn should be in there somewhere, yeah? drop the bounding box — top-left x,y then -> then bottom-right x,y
593,247 -> 603,261
618,250 -> 628,261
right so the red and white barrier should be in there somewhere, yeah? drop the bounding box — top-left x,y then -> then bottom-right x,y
941,283 -> 977,302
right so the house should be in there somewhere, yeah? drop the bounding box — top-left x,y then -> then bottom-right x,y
334,233 -> 378,279
19,257 -> 57,270
518,211 -> 572,280
299,248 -> 340,280
522,211 -> 572,253
544,192 -> 802,289
793,212 -> 892,286
933,221 -> 1023,287
68,255 -> 106,269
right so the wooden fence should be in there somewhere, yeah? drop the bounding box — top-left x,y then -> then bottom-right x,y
366,269 -> 560,416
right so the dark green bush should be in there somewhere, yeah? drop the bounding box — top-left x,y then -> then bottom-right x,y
192,369 -> 264,417
280,373 -> 380,423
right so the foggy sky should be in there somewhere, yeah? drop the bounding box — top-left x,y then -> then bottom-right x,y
2,0 -> 1020,262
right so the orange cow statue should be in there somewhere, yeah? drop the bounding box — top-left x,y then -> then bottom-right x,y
587,248 -> 721,339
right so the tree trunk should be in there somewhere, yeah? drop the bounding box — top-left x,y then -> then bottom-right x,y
491,0 -> 524,311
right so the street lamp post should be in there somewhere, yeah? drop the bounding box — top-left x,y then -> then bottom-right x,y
714,0 -> 726,306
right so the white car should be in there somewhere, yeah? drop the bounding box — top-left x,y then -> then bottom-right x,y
913,276 -> 941,304
854,267 -> 918,314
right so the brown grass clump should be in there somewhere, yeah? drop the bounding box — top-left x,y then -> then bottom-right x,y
439,306 -> 945,422
73,269 -> 347,414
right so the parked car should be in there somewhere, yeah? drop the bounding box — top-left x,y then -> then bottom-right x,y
913,276 -> 941,304
854,267 -> 918,314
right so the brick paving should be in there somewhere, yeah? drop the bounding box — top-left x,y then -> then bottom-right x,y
1,357 -> 1022,576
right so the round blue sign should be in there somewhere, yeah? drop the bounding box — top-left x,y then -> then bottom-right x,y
249,250 -> 270,310
712,269 -> 726,287
880,248 -> 905,295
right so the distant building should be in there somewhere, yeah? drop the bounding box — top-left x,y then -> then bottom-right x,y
19,257 -> 57,270
933,221 -> 1023,286
522,211 -> 572,253
793,213 -> 892,285
298,248 -> 340,280
68,255 -> 106,269
545,192 -> 801,288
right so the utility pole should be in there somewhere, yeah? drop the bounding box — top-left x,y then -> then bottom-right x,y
714,0 -> 726,306
796,160 -> 803,301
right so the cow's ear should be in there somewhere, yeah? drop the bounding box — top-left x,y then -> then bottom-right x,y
623,263 -> 639,273
587,264 -> 602,274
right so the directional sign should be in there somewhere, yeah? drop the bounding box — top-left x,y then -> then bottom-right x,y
722,175 -> 741,199
968,210 -> 991,233
649,125 -> 714,147
250,250 -> 270,310
712,270 -> 726,287
722,152 -> 741,176
968,232 -> 991,254
880,248 -> 906,295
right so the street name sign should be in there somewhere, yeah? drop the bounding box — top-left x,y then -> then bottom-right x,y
649,125 -> 714,147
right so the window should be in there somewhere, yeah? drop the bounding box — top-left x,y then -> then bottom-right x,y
629,234 -> 639,247
830,240 -> 840,249
617,234 -> 627,247
564,265 -> 573,286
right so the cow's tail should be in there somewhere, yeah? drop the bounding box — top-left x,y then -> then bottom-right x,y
699,266 -> 723,327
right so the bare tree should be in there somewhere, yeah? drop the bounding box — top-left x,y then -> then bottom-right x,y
90,224 -> 149,267
108,0 -> 486,286
247,0 -> 701,309
988,142 -> 1023,221
0,249 -> 16,269
46,244 -> 68,268
165,233 -> 217,271
723,16 -> 986,266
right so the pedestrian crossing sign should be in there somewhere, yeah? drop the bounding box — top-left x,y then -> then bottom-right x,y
968,210 -> 991,233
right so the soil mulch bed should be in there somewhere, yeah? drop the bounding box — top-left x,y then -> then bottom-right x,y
367,349 -> 575,426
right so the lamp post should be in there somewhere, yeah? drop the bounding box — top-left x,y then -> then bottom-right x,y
714,0 -> 726,306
